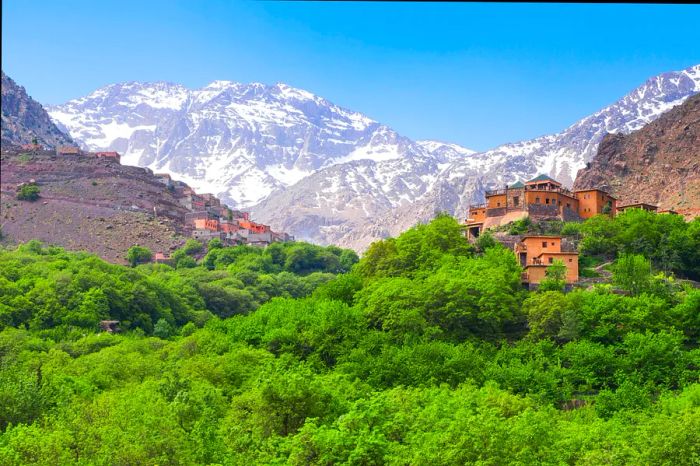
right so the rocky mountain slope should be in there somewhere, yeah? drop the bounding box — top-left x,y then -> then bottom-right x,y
48,65 -> 700,251
1,71 -> 73,148
574,94 -> 700,219
0,148 -> 189,263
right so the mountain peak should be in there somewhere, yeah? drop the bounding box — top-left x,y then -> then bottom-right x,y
1,70 -> 74,148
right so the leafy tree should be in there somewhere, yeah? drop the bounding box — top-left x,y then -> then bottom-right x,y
208,238 -> 223,250
613,253 -> 651,296
183,239 -> 204,256
539,259 -> 567,291
126,246 -> 152,267
475,230 -> 497,252
524,291 -> 571,340
153,318 -> 175,338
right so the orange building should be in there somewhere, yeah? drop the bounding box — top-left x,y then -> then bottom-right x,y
194,218 -> 220,231
94,151 -> 121,162
465,174 -> 616,239
514,235 -> 578,285
575,189 -> 617,219
219,221 -> 239,234
57,146 -> 80,156
238,219 -> 271,234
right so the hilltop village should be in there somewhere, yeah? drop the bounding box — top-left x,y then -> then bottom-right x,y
465,174 -> 677,288
2,144 -> 293,262
52,145 -> 294,249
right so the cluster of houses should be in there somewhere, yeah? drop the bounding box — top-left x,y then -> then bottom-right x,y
465,174 -> 675,287
153,173 -> 293,253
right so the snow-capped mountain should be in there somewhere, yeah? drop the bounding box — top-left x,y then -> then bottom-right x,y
48,80 -> 448,207
48,64 -> 700,251
404,63 -> 700,228
253,64 -> 700,250
465,64 -> 700,189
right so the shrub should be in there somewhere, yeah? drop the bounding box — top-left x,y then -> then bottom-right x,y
183,239 -> 204,256
16,184 -> 40,202
126,246 -> 153,267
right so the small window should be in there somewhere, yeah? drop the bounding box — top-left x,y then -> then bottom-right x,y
551,242 -> 555,246
545,198 -> 550,204
566,203 -> 571,208
536,197 -> 540,204
569,258 -> 573,263
552,198 -> 556,204
497,202 -> 501,207
549,257 -> 554,264
542,242 -> 547,248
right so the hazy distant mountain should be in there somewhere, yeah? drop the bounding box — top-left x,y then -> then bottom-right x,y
1,71 -> 73,148
48,64 -> 700,250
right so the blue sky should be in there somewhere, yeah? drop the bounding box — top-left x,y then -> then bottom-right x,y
3,1 -> 698,151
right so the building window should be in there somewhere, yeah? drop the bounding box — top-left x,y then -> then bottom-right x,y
497,202 -> 501,207
535,197 -> 540,204
542,242 -> 547,248
545,198 -> 550,204
549,257 -> 554,264
552,198 -> 556,204
551,242 -> 555,246
569,258 -> 573,262
567,203 -> 571,208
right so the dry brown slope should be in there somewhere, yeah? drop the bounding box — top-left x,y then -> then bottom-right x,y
1,150 -> 189,263
574,94 -> 700,219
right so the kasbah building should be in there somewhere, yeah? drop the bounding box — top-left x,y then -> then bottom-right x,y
463,174 -> 666,288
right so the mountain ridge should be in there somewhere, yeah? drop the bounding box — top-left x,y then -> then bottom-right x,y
1,71 -> 74,148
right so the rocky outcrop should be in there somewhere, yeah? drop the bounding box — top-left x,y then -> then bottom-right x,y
1,71 -> 73,148
574,94 -> 700,218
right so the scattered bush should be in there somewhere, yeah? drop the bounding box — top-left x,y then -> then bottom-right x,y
16,184 -> 40,201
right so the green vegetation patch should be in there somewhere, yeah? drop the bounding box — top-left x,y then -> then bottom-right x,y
0,213 -> 698,464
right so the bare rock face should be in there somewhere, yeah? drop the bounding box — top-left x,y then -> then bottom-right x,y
1,71 -> 73,148
574,94 -> 700,218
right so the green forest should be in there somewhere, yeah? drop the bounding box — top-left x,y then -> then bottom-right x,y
0,209 -> 699,465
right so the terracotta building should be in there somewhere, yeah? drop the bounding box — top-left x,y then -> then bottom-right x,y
238,219 -> 270,234
57,146 -> 81,156
465,174 -> 615,239
94,151 -> 121,162
575,189 -> 617,219
515,235 -> 579,285
194,218 -> 220,231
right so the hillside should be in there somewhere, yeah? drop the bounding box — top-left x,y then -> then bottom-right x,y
0,149 -> 189,263
574,93 -> 700,218
1,71 -> 73,148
